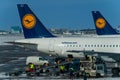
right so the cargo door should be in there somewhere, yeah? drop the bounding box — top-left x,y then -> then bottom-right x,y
49,39 -> 55,52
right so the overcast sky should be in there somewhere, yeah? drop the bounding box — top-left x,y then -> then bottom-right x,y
0,0 -> 120,30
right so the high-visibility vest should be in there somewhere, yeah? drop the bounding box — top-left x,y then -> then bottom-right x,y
60,65 -> 65,70
30,64 -> 35,69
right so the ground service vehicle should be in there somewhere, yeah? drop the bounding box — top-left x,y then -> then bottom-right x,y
79,56 -> 106,77
26,56 -> 49,65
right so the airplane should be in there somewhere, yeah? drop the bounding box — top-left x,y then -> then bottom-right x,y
12,4 -> 120,58
92,11 -> 119,36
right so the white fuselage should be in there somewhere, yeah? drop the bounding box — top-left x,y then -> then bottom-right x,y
15,37 -> 120,57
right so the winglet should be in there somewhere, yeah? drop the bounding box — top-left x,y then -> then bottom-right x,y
17,4 -> 55,38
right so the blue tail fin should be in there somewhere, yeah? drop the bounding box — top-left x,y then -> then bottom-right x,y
17,4 -> 55,38
92,11 -> 118,35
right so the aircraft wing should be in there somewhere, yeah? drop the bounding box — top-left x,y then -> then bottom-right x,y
66,50 -> 95,54
6,42 -> 38,50
67,50 -> 117,63
66,50 -> 120,58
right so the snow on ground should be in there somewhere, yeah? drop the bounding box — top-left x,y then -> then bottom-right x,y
0,72 -> 120,80
1,78 -> 120,80
0,64 -> 5,67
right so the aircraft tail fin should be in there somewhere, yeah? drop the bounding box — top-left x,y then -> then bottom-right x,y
92,11 -> 118,35
17,4 -> 55,38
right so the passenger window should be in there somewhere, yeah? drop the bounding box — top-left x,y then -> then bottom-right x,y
110,45 -> 112,47
76,45 -> 78,47
94,45 -> 96,47
67,45 -> 69,47
104,45 -> 105,47
97,45 -> 99,47
91,45 -> 93,47
106,45 -> 108,47
113,45 -> 115,47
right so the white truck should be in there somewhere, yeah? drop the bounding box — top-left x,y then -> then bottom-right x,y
26,56 -> 49,65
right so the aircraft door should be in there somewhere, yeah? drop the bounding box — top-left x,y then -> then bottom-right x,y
49,39 -> 55,52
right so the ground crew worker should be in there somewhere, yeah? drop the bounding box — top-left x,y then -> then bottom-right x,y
59,65 -> 65,74
69,67 -> 74,80
29,63 -> 35,72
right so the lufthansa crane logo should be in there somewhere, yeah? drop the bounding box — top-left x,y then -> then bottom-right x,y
22,14 -> 36,29
96,18 -> 106,29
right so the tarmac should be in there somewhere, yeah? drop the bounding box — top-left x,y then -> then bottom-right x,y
0,45 -> 120,79
0,45 -> 50,79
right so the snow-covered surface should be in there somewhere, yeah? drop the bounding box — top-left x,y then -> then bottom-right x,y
0,72 -> 120,80
0,34 -> 23,45
0,64 -> 5,67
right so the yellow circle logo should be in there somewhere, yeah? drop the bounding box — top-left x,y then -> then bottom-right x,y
22,14 -> 36,29
96,18 -> 106,29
